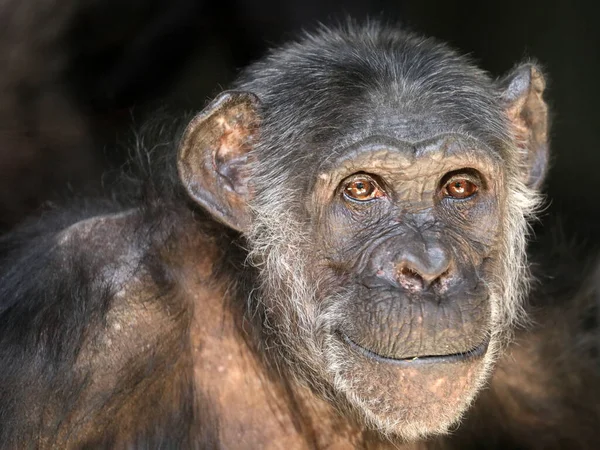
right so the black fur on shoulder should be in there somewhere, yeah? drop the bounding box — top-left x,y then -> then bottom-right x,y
0,109 -> 232,446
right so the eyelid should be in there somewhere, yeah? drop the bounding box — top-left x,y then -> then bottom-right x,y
440,169 -> 485,190
344,173 -> 388,190
445,175 -> 479,189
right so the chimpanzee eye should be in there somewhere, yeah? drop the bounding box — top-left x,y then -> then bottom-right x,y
343,175 -> 385,202
444,178 -> 478,199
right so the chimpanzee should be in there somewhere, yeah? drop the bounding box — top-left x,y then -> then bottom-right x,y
1,21 -> 599,449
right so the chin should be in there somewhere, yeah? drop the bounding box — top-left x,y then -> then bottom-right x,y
324,331 -> 498,441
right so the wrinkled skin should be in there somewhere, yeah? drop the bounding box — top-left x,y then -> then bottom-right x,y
313,137 -> 501,360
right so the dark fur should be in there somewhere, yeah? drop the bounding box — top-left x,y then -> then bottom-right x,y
0,22 -> 599,449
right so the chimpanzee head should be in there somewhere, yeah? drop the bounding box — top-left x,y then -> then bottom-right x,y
177,23 -> 548,440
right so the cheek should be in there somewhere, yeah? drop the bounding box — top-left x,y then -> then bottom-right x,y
438,197 -> 502,249
314,203 -> 375,255
309,205 -> 378,288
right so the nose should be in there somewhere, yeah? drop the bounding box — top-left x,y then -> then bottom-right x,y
363,239 -> 452,292
394,244 -> 451,291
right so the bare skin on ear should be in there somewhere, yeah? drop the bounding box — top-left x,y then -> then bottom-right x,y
502,65 -> 549,189
177,92 -> 260,231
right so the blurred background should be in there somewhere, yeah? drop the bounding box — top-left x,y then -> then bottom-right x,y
0,0 -> 597,238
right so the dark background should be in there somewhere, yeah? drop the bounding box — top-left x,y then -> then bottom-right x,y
0,0 -> 597,237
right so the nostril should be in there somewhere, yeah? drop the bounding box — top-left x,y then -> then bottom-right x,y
396,265 -> 424,291
395,263 -> 453,292
430,267 -> 453,293
365,258 -> 452,292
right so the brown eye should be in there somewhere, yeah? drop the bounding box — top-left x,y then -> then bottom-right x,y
445,178 -> 478,199
343,176 -> 384,202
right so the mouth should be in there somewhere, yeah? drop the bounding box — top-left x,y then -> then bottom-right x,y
339,331 -> 490,365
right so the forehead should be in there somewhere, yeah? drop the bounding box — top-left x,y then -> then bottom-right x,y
236,27 -> 511,176
266,73 -> 503,153
256,86 -> 508,178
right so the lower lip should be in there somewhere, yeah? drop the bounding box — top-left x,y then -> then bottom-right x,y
339,332 -> 490,365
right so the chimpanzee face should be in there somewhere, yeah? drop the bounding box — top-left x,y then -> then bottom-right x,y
300,133 -> 504,438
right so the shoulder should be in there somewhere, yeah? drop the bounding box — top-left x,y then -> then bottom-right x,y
55,208 -> 147,284
56,208 -> 142,244
0,207 -> 156,322
0,206 -> 201,445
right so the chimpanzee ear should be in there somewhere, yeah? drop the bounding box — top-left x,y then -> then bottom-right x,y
178,91 -> 260,233
500,64 -> 549,190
